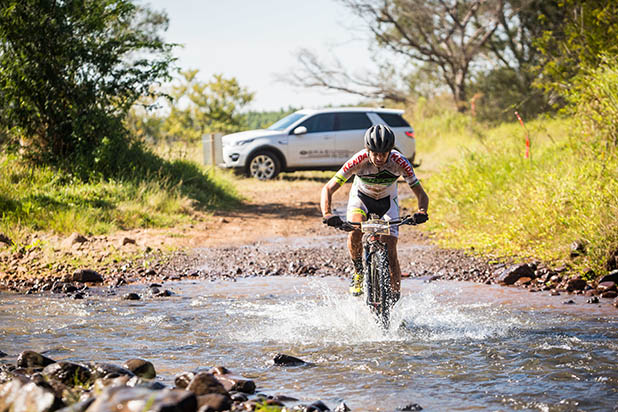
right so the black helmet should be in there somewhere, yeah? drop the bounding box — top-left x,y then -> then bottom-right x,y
364,124 -> 395,153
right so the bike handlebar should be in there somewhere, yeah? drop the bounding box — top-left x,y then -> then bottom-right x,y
339,215 -> 417,232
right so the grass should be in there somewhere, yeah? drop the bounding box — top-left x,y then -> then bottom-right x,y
0,150 -> 241,247
404,108 -> 618,278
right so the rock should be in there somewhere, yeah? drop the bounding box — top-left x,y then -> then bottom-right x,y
0,233 -> 12,245
496,264 -> 535,285
16,350 -> 56,369
514,277 -> 533,286
121,237 -> 136,246
62,284 -> 78,294
54,397 -> 94,412
72,269 -> 103,283
272,353 -> 306,366
196,393 -> 231,412
0,379 -> 64,412
570,240 -> 586,257
230,392 -> 248,402
85,386 -> 196,412
93,375 -> 131,393
397,403 -> 423,411
587,296 -> 600,304
334,402 -> 351,412
305,400 -> 331,411
0,379 -> 26,411
600,290 -> 618,299
0,351 -> 6,358
562,299 -> 575,304
63,233 -> 88,248
122,293 -> 140,301
566,276 -> 587,291
599,270 -> 618,284
596,281 -> 617,293
174,372 -> 195,389
123,359 -> 156,379
88,363 -> 135,380
43,362 -> 91,387
186,372 -> 228,396
614,298 -> 618,308
126,376 -> 166,390
210,368 -> 255,394
606,250 -> 618,271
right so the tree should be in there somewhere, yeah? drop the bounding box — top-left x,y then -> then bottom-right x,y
291,0 -> 513,111
472,0 -> 562,120
0,0 -> 175,169
287,47 -> 410,104
535,0 -> 618,98
162,70 -> 254,142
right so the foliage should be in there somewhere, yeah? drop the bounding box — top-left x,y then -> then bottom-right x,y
163,69 -> 254,141
409,111 -> 617,278
245,107 -> 299,130
566,55 -> 618,146
535,0 -> 618,100
126,70 -> 254,144
471,67 -> 552,123
0,0 -> 175,170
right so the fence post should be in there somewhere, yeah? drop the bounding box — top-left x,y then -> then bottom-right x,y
210,133 -> 216,169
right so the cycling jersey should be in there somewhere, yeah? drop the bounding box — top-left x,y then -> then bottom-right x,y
333,149 -> 419,199
333,149 -> 419,237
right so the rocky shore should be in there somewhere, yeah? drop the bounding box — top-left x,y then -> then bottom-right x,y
1,350 -> 391,412
1,231 -> 617,308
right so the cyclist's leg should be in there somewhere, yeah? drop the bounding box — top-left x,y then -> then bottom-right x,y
346,185 -> 368,294
384,235 -> 401,296
383,194 -> 401,299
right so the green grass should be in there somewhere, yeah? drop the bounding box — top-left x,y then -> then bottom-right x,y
0,151 -> 241,245
406,110 -> 618,278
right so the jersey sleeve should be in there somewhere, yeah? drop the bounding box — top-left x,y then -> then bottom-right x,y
332,150 -> 369,186
389,151 -> 419,187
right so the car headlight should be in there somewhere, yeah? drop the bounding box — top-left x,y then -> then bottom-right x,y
234,138 -> 255,146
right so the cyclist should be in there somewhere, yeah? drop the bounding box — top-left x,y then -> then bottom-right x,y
320,124 -> 429,301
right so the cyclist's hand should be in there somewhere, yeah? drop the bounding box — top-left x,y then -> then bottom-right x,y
413,211 -> 428,224
323,214 -> 343,228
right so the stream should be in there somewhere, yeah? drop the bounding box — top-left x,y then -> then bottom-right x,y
1,276 -> 617,411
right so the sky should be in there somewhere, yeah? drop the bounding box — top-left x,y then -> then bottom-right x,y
142,0 -> 375,111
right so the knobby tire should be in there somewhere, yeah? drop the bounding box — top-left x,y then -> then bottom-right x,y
364,242 -> 392,328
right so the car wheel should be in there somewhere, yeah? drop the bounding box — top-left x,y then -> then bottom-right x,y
247,151 -> 281,180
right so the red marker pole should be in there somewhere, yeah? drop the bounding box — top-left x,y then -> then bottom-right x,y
515,111 -> 530,160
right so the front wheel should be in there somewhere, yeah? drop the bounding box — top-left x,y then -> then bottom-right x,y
246,151 -> 281,180
364,243 -> 391,328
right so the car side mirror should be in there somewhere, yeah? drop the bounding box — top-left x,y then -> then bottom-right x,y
292,126 -> 307,135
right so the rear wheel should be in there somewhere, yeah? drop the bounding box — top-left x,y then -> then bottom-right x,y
246,151 -> 281,180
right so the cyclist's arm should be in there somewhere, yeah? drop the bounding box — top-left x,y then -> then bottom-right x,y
410,182 -> 429,213
320,177 -> 341,217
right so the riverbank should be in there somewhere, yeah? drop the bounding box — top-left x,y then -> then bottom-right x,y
0,349 -> 354,412
1,177 -> 617,308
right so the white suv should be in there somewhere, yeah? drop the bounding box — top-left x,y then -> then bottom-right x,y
220,107 -> 416,179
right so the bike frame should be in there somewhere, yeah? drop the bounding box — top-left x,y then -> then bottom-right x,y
342,215 -> 415,327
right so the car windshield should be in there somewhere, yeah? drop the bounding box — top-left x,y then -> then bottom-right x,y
267,113 -> 305,131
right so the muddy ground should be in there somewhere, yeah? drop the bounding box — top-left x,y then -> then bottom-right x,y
1,175 -> 616,306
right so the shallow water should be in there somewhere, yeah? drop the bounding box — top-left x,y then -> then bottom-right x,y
1,276 -> 617,411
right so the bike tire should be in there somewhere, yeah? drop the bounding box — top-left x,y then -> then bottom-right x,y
364,242 -> 391,328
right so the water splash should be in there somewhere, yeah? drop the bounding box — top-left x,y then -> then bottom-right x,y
227,279 -> 522,345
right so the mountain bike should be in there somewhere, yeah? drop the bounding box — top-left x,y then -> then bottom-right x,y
341,215 -> 417,328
